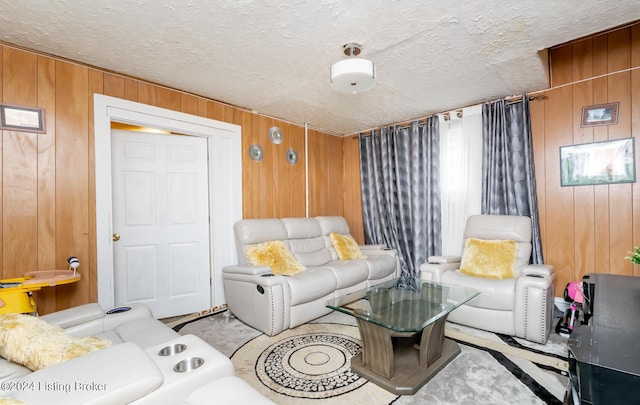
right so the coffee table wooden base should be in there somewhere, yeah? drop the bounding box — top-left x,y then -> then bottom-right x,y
351,316 -> 461,395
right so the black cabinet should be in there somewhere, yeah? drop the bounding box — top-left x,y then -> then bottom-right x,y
566,273 -> 640,405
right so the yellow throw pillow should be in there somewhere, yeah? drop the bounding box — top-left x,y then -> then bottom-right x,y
460,238 -> 518,279
0,313 -> 112,371
245,240 -> 305,276
330,233 -> 367,260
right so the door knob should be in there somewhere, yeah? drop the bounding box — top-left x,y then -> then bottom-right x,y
113,233 -> 120,241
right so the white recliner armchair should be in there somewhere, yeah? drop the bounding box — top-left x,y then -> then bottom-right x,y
420,215 -> 555,344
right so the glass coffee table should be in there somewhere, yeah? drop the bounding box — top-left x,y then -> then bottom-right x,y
326,277 -> 479,395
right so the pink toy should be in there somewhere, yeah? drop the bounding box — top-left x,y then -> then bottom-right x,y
565,281 -> 584,304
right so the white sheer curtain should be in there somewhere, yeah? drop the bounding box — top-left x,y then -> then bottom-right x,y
438,105 -> 483,256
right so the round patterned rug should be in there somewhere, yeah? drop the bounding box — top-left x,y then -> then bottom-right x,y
231,323 -> 398,404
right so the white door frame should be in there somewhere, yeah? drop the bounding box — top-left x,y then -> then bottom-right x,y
94,94 -> 242,311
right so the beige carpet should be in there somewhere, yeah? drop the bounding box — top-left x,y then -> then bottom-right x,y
176,311 -> 568,404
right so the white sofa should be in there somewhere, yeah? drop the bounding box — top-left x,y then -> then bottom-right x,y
0,303 -> 274,405
420,214 -> 556,344
223,216 -> 399,336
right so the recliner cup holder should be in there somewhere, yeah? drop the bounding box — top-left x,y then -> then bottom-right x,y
173,357 -> 204,373
158,343 -> 187,356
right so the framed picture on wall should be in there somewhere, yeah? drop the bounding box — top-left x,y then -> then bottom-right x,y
560,137 -> 635,186
0,104 -> 46,133
580,102 -> 619,127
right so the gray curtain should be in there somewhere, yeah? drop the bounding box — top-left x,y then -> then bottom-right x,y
482,96 -> 544,263
359,119 -> 441,277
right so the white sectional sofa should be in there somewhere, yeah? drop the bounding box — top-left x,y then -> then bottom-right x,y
223,216 -> 400,336
0,303 -> 274,405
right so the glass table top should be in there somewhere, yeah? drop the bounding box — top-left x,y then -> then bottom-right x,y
326,277 -> 479,333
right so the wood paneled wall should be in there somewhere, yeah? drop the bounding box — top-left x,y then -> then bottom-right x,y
0,44 -> 349,314
6,21 -> 636,311
532,23 -> 640,295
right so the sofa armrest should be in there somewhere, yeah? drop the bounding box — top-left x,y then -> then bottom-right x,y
43,303 -> 156,339
515,265 -> 556,344
520,264 -> 556,281
223,270 -> 291,336
427,255 -> 461,264
359,247 -> 397,257
40,303 -> 105,329
419,262 -> 460,282
7,343 -> 162,405
223,264 -> 273,276
359,244 -> 387,250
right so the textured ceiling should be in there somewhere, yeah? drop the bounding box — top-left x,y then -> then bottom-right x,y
1,1 -> 639,135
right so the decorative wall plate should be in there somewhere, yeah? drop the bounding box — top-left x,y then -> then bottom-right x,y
286,148 -> 298,165
268,126 -> 283,144
249,144 -> 264,161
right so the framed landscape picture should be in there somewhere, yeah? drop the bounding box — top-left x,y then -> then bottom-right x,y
560,138 -> 635,187
580,102 -> 619,127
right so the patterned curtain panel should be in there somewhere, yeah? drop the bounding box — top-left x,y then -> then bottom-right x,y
359,119 -> 441,277
481,96 -> 544,263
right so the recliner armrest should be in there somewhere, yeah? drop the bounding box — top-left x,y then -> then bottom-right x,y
359,247 -> 397,257
223,264 -> 273,276
359,244 -> 387,250
40,303 -> 105,329
419,262 -> 460,282
8,343 -> 163,405
521,264 -> 555,280
427,255 -> 461,264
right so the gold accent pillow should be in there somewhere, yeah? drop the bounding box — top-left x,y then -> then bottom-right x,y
245,240 -> 305,276
0,313 -> 112,371
330,233 -> 367,260
460,238 -> 518,279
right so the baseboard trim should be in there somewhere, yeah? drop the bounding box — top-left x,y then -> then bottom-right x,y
555,297 -> 570,312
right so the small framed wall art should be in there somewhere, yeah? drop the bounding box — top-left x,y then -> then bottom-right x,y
0,104 -> 46,133
580,102 -> 619,127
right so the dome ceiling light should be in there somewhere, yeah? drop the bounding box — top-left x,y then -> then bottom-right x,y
330,43 -> 376,95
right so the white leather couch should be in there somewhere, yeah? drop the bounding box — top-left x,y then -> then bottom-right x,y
420,214 -> 556,344
223,216 -> 399,336
0,303 -> 274,405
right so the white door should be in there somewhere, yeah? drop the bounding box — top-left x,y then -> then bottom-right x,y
111,130 -> 211,318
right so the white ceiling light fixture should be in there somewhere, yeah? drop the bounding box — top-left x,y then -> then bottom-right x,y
330,43 -> 376,95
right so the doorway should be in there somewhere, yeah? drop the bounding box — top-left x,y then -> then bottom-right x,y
111,130 -> 211,318
94,94 -> 242,318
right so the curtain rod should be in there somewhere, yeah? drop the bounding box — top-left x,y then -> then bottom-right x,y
355,93 -> 547,138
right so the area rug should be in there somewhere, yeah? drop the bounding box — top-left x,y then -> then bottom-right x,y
175,311 -> 568,404
232,322 -> 397,404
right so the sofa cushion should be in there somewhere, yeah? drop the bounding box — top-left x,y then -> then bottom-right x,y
0,357 -> 31,382
281,217 -> 323,239
286,268 -> 338,306
288,237 -> 333,266
362,255 -> 397,280
245,240 -> 305,276
0,313 -> 111,371
184,376 -> 276,405
443,270 -> 516,311
463,215 -> 532,274
234,219 -> 288,264
330,233 -> 366,260
460,238 -> 517,279
322,261 -> 370,289
111,317 -> 180,347
315,216 -> 351,235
